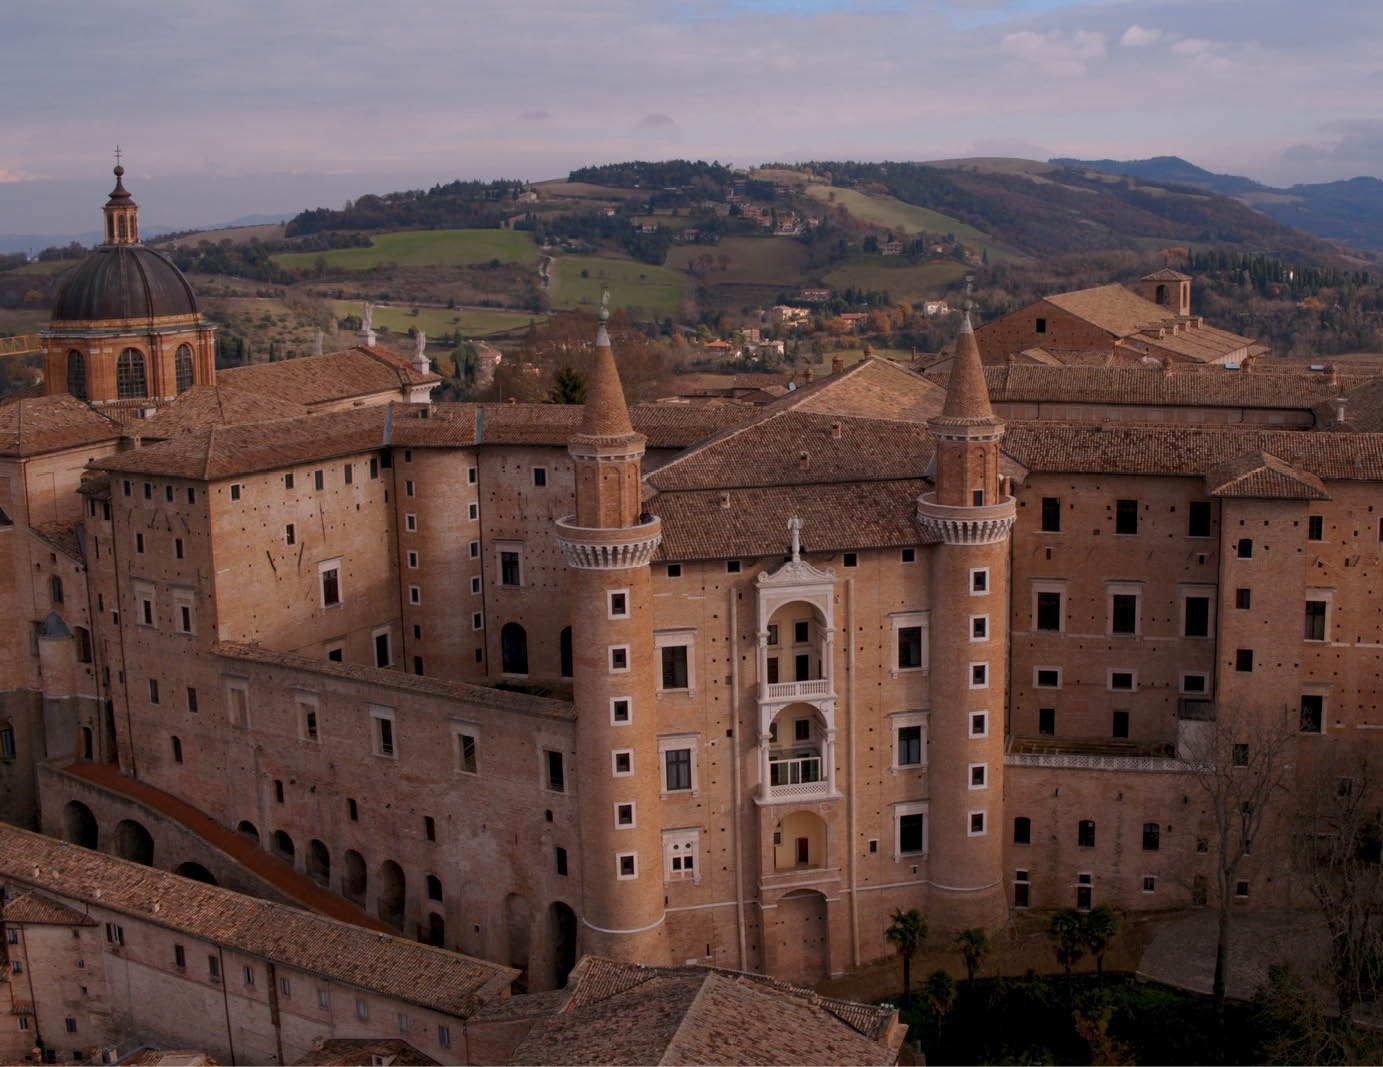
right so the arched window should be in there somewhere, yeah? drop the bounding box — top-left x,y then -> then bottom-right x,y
174,344 -> 194,394
501,622 -> 528,675
66,350 -> 87,400
560,626 -> 573,678
50,575 -> 63,604
171,736 -> 183,763
426,874 -> 443,902
116,348 -> 148,399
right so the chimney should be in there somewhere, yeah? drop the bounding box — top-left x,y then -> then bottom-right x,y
1162,358 -> 1174,377
1326,362 -> 1339,385
804,368 -> 814,383
830,420 -> 842,439
831,355 -> 844,374
1334,397 -> 1348,424
799,450 -> 810,469
720,492 -> 731,509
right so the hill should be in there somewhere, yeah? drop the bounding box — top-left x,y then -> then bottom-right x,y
1054,156 -> 1383,251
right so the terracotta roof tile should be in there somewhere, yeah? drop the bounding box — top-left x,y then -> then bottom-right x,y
0,824 -> 517,1018
138,385 -> 309,439
647,411 -> 936,492
387,402 -> 746,450
779,358 -> 947,423
0,394 -> 122,457
1143,268 -> 1192,282
294,1039 -> 437,1066
1205,450 -> 1330,500
1002,423 -> 1383,482
940,316 -> 996,422
218,346 -> 438,407
650,480 -> 933,561
983,365 -> 1351,409
29,519 -> 83,561
3,891 -> 95,926
578,331 -> 635,438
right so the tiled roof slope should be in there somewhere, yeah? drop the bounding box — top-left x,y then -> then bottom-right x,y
651,480 -> 934,561
511,957 -> 898,1066
138,385 -> 310,439
213,642 -> 574,720
982,365 -> 1352,409
1206,450 -> 1330,500
647,411 -> 935,491
29,520 -> 83,561
92,406 -> 390,480
0,394 -> 122,457
386,402 -> 747,450
1043,284 -> 1196,337
295,1039 -> 438,1066
763,358 -> 946,423
1002,423 -> 1383,481
218,346 -> 438,407
3,890 -> 95,926
0,824 -> 517,1017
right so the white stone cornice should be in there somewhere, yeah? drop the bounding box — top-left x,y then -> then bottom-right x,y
915,493 -> 1016,545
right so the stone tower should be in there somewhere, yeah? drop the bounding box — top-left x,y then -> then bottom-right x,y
554,296 -> 669,963
916,314 -> 1015,930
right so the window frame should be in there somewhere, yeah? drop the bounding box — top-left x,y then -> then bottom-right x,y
891,611 -> 928,674
663,827 -> 701,884
1040,496 -> 1061,533
495,541 -> 524,588
1106,581 -> 1143,636
369,704 -> 397,759
1031,581 -> 1065,633
1114,498 -> 1139,535
654,630 -> 695,694
318,558 -> 343,609
891,710 -> 928,770
659,734 -> 699,795
894,800 -> 929,859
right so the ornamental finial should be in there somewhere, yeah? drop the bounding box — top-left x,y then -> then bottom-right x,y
788,516 -> 802,562
598,288 -> 610,322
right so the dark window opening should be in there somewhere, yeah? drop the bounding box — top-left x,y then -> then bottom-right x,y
1041,497 -> 1060,532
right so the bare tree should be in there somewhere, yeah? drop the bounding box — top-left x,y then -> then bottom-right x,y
1179,700 -> 1298,1014
1294,748 -> 1383,1021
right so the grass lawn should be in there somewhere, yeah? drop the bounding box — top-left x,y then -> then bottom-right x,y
550,256 -> 685,320
9,259 -> 79,276
633,214 -> 697,232
801,184 -> 1027,263
273,229 -> 535,272
327,301 -> 543,339
823,256 -> 967,304
665,236 -> 810,286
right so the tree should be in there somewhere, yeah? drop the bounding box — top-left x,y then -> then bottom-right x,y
1294,749 -> 1383,1020
954,927 -> 990,985
1081,906 -> 1119,978
923,968 -> 956,1048
1048,909 -> 1085,980
1180,699 -> 1297,1014
547,366 -> 586,405
885,908 -> 927,1006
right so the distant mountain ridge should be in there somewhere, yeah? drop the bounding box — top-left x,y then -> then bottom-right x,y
0,212 -> 295,256
1052,156 -> 1383,251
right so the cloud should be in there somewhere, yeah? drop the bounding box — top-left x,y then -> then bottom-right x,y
636,113 -> 676,128
1001,28 -> 1106,77
0,169 -> 40,183
1119,25 -> 1161,48
1171,37 -> 1210,55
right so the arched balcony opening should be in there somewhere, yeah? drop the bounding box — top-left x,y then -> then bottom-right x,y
767,703 -> 828,796
761,601 -> 832,701
773,810 -> 828,873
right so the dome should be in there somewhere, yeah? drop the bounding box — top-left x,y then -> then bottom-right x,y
51,244 -> 198,323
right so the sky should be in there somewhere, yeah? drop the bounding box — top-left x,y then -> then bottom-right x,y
1,0 -> 1380,237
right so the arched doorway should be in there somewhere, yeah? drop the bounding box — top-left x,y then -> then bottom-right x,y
775,889 -> 830,984
549,901 -> 578,988
115,819 -> 154,866
426,912 -> 445,946
378,860 -> 406,930
559,627 -> 573,678
236,820 -> 260,844
501,623 -> 528,675
271,830 -> 295,864
343,849 -> 367,905
505,893 -> 532,990
308,839 -> 331,885
174,861 -> 217,885
62,801 -> 99,850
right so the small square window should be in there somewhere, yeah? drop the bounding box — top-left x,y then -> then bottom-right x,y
971,615 -> 987,640
610,646 -> 629,671
1110,671 -> 1134,691
970,568 -> 988,594
615,802 -> 635,827
533,467 -> 547,487
1036,668 -> 1060,689
611,698 -> 631,724
1235,880 -> 1249,898
970,763 -> 987,788
1235,649 -> 1253,672
609,591 -> 628,617
613,749 -> 634,776
468,502 -> 478,521
617,853 -> 637,879
970,662 -> 987,688
1237,538 -> 1253,559
667,564 -> 682,578
843,552 -> 857,567
901,548 -> 915,563
970,712 -> 987,738
726,559 -> 741,573
968,811 -> 986,836
1143,875 -> 1157,894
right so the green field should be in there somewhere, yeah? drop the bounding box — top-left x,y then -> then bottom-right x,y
633,213 -> 697,232
328,301 -> 543,339
823,257 -> 967,304
550,256 -> 685,320
9,259 -> 78,276
665,236 -> 809,286
273,229 -> 535,272
801,184 -> 1027,262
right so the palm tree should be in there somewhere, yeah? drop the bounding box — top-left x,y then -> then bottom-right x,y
954,927 -> 991,985
1049,908 -> 1086,980
924,968 -> 956,1048
885,908 -> 927,1006
1081,906 -> 1120,978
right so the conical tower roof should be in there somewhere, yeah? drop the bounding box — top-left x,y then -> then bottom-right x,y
937,314 -> 999,423
577,294 -> 635,439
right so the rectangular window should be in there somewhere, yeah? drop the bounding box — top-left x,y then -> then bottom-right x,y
320,561 -> 341,607
467,502 -> 478,521
208,955 -> 219,979
471,576 -> 481,595
406,513 -> 418,532
149,678 -> 160,704
1235,649 -> 1253,672
407,550 -> 418,568
1308,515 -> 1323,541
533,467 -> 547,487
970,763 -> 987,789
1041,496 -> 1060,532
499,549 -> 521,587
1036,592 -> 1062,631
1236,587 -> 1251,610
404,480 -> 414,497
617,853 -> 637,879
174,944 -> 185,968
458,732 -> 478,773
285,523 -> 295,546
609,590 -> 628,618
1188,500 -> 1212,538
664,829 -> 700,881
1015,876 -> 1030,909
971,615 -> 987,641
843,552 -> 857,567
356,999 -> 368,1021
1035,668 -> 1060,688
467,466 -> 477,484
424,815 -> 435,841
244,966 -> 255,987
439,1025 -> 451,1050
901,547 -> 916,563
898,725 -> 922,766
1305,600 -> 1327,641
611,698 -> 631,724
371,706 -> 396,758
1113,710 -> 1129,738
230,483 -> 241,501
1184,596 -> 1210,637
546,750 -> 565,793
1109,671 -> 1134,691
409,585 -> 420,605
284,473 -> 295,490
616,802 -> 635,827
1115,499 -> 1138,534
1143,822 -> 1161,851
1039,707 -> 1055,735
970,712 -> 987,738
897,625 -> 922,668
727,559 -> 742,573
344,463 -> 352,485
1237,538 -> 1253,559
135,532 -> 144,554
105,923 -> 123,945
174,537 -> 184,559
1143,875 -> 1157,894
899,812 -> 925,854
314,470 -> 324,492
65,1018 -> 77,1034
666,563 -> 682,578
610,645 -> 629,671
1301,694 -> 1324,733
374,627 -> 391,668
665,748 -> 692,791
970,568 -> 988,594
970,662 -> 987,688
969,811 -> 986,836
1111,593 -> 1138,634
613,749 -> 633,776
